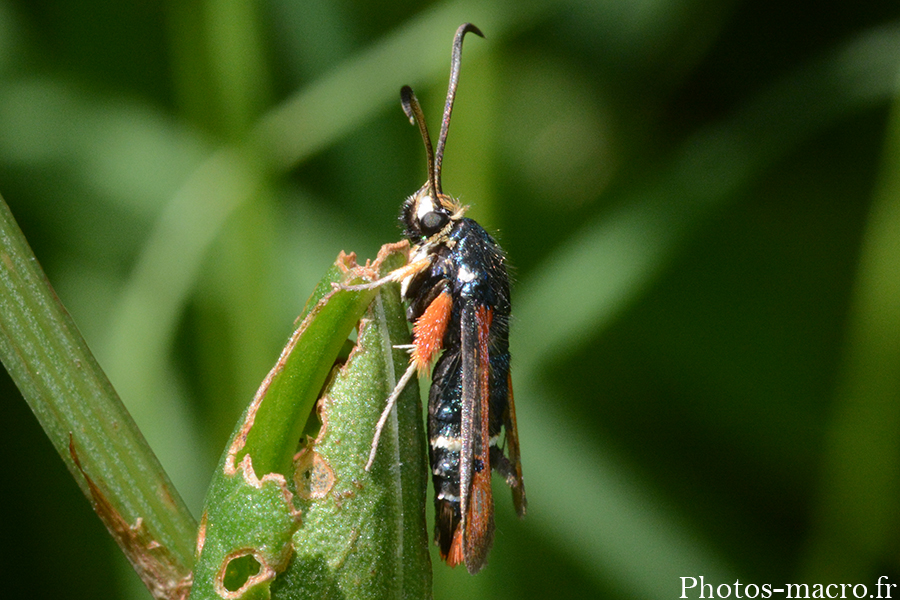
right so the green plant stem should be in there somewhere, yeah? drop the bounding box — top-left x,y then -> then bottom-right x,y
0,194 -> 196,598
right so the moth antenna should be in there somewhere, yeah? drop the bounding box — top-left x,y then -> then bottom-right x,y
401,85 -> 440,200
434,23 -> 484,189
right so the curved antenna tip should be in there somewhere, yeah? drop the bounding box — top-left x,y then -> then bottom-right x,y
458,22 -> 485,39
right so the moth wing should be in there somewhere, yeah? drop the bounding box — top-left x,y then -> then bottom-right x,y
456,301 -> 495,574
501,371 -> 526,516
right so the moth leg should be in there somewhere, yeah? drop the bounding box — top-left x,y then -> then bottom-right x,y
365,359 -> 418,471
338,256 -> 432,292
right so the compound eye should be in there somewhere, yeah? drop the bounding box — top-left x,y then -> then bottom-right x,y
420,210 -> 449,235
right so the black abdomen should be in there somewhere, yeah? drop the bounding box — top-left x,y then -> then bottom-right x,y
427,349 -> 463,556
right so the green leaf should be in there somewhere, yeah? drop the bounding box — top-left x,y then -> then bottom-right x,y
191,244 -> 431,599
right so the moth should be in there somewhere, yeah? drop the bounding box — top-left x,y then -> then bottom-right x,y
357,23 -> 526,574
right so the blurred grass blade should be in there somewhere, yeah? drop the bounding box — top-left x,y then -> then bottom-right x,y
511,23 -> 900,594
192,245 -> 431,599
101,146 -> 263,511
250,0 -> 552,171
0,194 -> 196,598
516,23 -> 900,375
516,381 -> 735,598
801,74 -> 900,580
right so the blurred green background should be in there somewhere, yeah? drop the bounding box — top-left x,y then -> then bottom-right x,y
2,0 -> 900,598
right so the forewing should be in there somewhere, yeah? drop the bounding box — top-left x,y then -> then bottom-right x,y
456,302 -> 495,573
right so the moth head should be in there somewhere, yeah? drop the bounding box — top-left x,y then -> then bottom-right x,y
401,187 -> 460,240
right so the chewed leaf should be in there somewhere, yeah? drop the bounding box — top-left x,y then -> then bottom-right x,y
190,244 -> 429,599
273,248 -> 432,600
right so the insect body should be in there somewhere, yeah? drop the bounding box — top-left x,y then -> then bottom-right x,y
360,23 -> 526,573
402,183 -> 520,568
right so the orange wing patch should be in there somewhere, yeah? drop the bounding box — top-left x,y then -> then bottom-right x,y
411,291 -> 453,375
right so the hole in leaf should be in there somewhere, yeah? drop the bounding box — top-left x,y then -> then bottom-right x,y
222,553 -> 261,592
300,344 -> 351,442
294,449 -> 335,499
